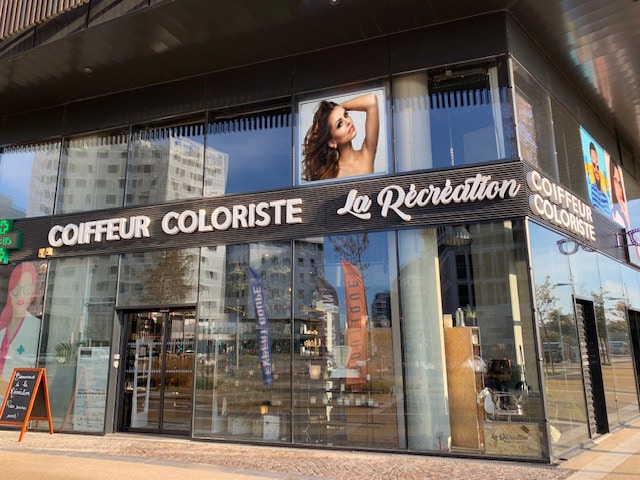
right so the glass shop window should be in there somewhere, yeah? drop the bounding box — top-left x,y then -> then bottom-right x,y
205,105 -> 291,196
434,221 -> 543,458
393,59 -> 514,172
512,61 -> 557,178
0,141 -> 61,218
39,255 -> 119,433
291,233 -> 403,449
56,131 -> 128,214
193,242 -> 293,442
125,117 -> 205,207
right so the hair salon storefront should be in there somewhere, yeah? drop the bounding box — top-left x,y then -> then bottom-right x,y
1,7 -> 640,464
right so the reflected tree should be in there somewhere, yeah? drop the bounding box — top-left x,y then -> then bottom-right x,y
226,261 -> 248,375
592,288 -> 610,364
536,276 -> 559,373
142,250 -> 192,304
608,300 -> 629,342
329,233 -> 369,275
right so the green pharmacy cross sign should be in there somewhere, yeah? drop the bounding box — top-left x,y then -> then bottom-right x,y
0,219 -> 22,264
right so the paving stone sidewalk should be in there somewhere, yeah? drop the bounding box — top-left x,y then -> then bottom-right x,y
0,429 -> 573,480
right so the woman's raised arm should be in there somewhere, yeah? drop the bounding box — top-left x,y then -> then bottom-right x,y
341,93 -> 379,159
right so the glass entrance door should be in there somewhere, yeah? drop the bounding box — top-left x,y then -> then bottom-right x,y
120,309 -> 196,434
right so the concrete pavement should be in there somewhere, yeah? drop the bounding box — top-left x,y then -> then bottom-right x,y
0,420 -> 638,479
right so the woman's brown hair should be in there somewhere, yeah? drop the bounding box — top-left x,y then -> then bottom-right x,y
302,100 -> 339,181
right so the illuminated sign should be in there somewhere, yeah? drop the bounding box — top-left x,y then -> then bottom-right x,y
0,232 -> 21,249
0,219 -> 13,234
0,219 -> 21,264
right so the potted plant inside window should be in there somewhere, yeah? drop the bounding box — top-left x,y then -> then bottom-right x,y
55,340 -> 85,365
50,340 -> 85,418
465,305 -> 478,327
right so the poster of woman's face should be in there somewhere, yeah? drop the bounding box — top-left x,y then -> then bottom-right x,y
606,158 -> 640,266
580,127 -> 611,217
0,262 -> 45,396
297,87 -> 388,184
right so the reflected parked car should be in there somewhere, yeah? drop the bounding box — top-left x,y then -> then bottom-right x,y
608,341 -> 629,355
543,342 -> 579,362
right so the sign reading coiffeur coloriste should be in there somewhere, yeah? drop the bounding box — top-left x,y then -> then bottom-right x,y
526,171 -> 596,242
14,163 -> 625,262
47,199 -> 304,247
45,173 -> 522,249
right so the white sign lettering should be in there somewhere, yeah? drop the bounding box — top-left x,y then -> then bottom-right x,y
336,190 -> 372,220
48,216 -> 151,247
45,172 -> 530,251
526,171 -> 595,242
337,174 -> 521,221
162,199 -> 302,235
47,199 -> 303,247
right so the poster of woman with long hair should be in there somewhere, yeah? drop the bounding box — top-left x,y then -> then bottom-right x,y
608,161 -> 640,266
298,86 -> 388,184
0,262 -> 43,400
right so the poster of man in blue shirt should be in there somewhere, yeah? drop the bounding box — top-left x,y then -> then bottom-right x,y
580,128 -> 611,217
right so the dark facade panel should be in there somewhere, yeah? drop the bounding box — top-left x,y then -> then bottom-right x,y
292,37 -> 389,95
88,0 -> 149,28
506,14 -> 620,164
505,15 -> 548,86
33,3 -> 90,48
206,58 -> 293,110
130,75 -> 207,124
0,28 -> 35,61
506,14 -> 580,119
389,12 -> 508,75
0,106 -> 64,146
544,66 -> 579,120
63,91 -> 133,135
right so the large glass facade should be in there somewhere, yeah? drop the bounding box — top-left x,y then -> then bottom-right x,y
0,141 -> 60,218
393,61 -> 514,172
189,223 -> 544,457
529,221 -> 640,457
596,256 -> 638,426
513,61 -> 556,177
125,120 -> 205,207
550,99 -> 590,205
289,233 -> 401,448
398,223 -> 538,453
206,107 -> 291,195
55,131 -> 128,214
0,41 -> 639,463
528,222 -> 590,456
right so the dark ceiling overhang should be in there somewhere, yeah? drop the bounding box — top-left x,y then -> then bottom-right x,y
1,0 -> 639,159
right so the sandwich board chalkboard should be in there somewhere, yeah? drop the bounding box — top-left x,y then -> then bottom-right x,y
0,368 -> 54,441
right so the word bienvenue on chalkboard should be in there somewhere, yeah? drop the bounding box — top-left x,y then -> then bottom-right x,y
0,368 -> 54,441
